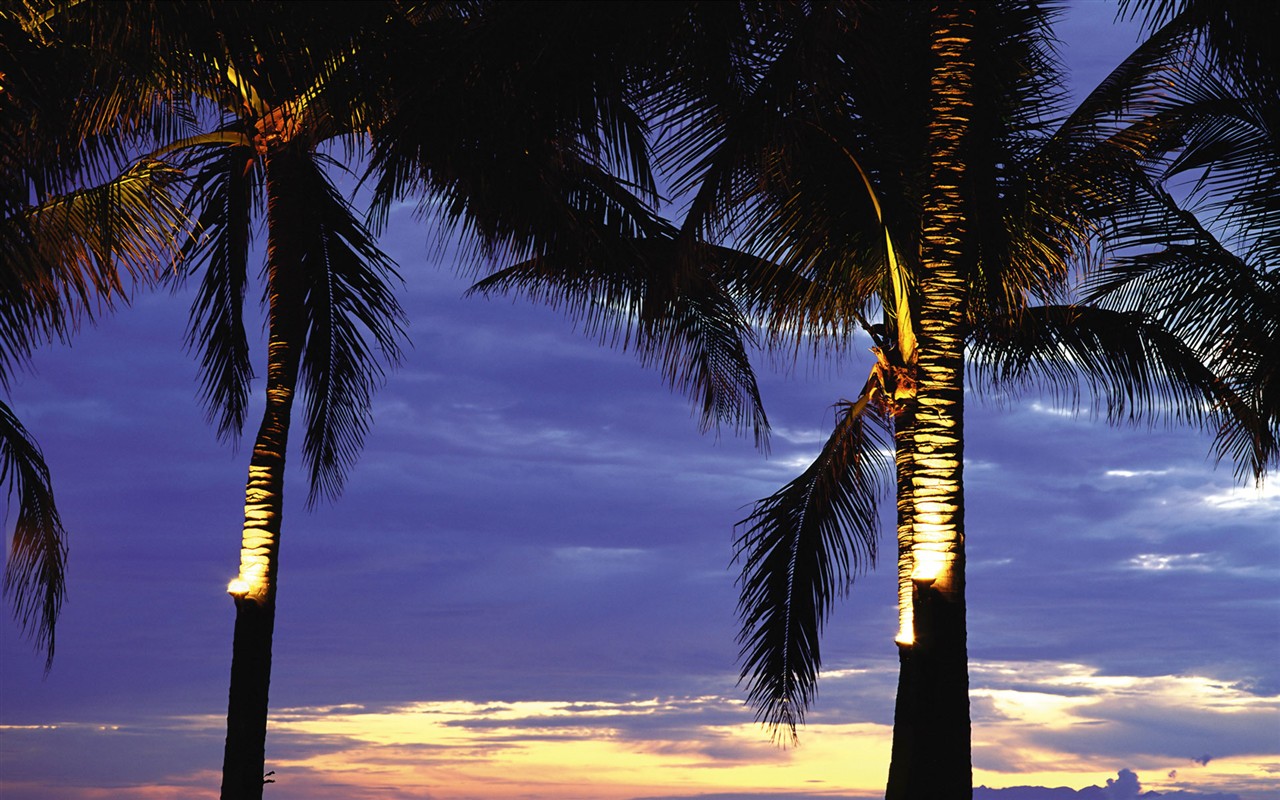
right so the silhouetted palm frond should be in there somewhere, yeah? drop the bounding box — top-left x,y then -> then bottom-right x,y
1083,227 -> 1279,481
734,393 -> 891,741
1120,0 -> 1280,102
0,400 -> 66,672
178,141 -> 258,442
471,236 -> 773,446
277,153 -> 406,507
366,1 -> 662,260
973,304 -> 1218,416
1157,65 -> 1278,268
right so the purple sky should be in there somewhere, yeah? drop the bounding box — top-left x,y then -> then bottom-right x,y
2,3 -> 1277,799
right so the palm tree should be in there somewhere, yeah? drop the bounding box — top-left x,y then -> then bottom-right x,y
32,3 -> 767,797
24,4 -> 413,794
479,4 -> 1274,799
703,5 -> 1275,799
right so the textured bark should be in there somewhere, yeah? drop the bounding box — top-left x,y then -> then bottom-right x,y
886,6 -> 975,799
222,595 -> 277,799
220,393 -> 295,799
220,149 -> 307,800
893,408 -> 917,646
885,408 -> 917,799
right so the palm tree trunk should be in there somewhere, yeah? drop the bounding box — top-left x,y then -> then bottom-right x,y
220,150 -> 306,800
885,407 -> 919,798
887,6 -> 975,799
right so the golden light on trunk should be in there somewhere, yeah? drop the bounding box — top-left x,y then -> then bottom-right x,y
895,574 -> 914,645
910,547 -> 948,585
231,462 -> 281,604
886,8 -> 975,797
891,11 -> 971,650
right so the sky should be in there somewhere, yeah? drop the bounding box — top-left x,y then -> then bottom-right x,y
2,3 -> 1278,800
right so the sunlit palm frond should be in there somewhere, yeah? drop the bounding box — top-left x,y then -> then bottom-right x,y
272,152 -> 405,506
8,1 -> 219,188
0,159 -> 185,388
734,393 -> 891,741
14,158 -> 184,310
0,400 -> 67,673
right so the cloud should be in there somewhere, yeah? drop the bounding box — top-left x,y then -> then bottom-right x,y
1200,485 -> 1280,513
1126,553 -> 1217,572
970,664 -> 1280,766
0,721 -> 222,789
773,426 -> 829,445
1106,768 -> 1141,800
1104,469 -> 1175,479
974,769 -> 1247,800
630,795 -> 878,800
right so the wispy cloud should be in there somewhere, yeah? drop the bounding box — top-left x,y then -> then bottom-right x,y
1201,484 -> 1280,512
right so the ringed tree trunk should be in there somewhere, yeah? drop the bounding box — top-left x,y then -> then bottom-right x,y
885,406 -> 919,796
220,148 -> 308,800
886,6 -> 975,799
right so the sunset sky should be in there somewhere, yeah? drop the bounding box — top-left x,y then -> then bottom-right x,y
1,3 -> 1277,800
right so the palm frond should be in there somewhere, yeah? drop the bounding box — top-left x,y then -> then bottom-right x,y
470,236 -> 772,447
178,142 -> 258,442
970,305 -> 1205,423
365,1 -> 661,258
0,400 -> 67,673
1083,222 -> 1278,482
969,304 -> 1276,480
271,151 -> 405,506
1120,0 -> 1280,100
1158,69 -> 1278,266
0,158 -> 186,388
734,391 -> 891,741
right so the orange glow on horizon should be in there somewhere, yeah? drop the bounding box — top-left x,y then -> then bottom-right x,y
261,697 -> 894,800
5,664 -> 1274,800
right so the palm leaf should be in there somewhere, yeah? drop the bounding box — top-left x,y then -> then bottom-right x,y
0,158 -> 185,388
0,400 -> 67,673
734,391 -> 891,741
178,141 -> 258,442
655,3 -> 897,324
271,152 -> 406,506
365,1 -> 661,258
969,304 -> 1275,480
1159,68 -> 1278,267
1084,243 -> 1278,481
971,304 -> 1216,423
470,236 -> 773,447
